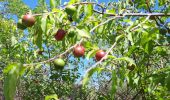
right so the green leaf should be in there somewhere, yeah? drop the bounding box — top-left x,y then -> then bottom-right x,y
165,73 -> 170,91
115,34 -> 125,43
83,67 -> 104,85
41,15 -> 47,33
3,63 -> 23,100
106,9 -> 116,14
72,5 -> 83,21
33,27 -> 43,49
76,28 -> 91,38
125,45 -> 137,56
68,0 -> 80,4
50,0 -> 56,9
45,94 -> 58,100
86,49 -> 98,60
84,4 -> 93,18
97,25 -> 104,34
127,30 -> 134,45
165,6 -> 170,14
107,55 -> 117,59
143,40 -> 154,54
116,57 -> 136,66
11,36 -> 17,46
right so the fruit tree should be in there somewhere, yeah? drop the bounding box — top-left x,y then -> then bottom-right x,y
0,0 -> 170,99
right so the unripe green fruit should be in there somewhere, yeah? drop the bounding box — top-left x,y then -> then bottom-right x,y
53,58 -> 65,70
68,28 -> 76,37
127,63 -> 135,71
17,19 -> 27,30
65,5 -> 76,16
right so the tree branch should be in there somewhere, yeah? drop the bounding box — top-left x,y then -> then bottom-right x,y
90,16 -> 123,33
32,1 -> 170,17
130,15 -> 150,31
145,0 -> 170,32
79,42 -> 117,85
23,39 -> 83,67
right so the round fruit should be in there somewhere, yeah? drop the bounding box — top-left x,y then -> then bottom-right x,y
65,5 -> 76,16
53,58 -> 65,70
54,29 -> 67,41
149,15 -> 155,20
37,50 -> 44,55
73,45 -> 85,57
127,64 -> 135,71
95,50 -> 106,61
17,19 -> 27,30
22,14 -> 35,27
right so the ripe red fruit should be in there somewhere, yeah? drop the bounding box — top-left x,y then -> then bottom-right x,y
73,45 -> 85,57
54,29 -> 67,41
95,50 -> 106,61
22,14 -> 35,27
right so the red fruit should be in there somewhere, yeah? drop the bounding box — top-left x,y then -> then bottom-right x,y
73,45 -> 85,57
95,50 -> 106,61
37,50 -> 44,55
22,14 -> 35,27
54,29 -> 66,41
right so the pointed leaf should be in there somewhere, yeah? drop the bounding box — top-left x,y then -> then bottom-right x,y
76,28 -> 91,38
33,27 -> 43,49
83,67 -> 104,85
84,4 -> 93,18
86,49 -> 98,60
50,0 -> 56,9
3,63 -> 23,100
41,15 -> 47,33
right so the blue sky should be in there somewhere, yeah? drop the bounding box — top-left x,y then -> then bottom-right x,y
22,0 -> 170,23
22,0 -> 113,8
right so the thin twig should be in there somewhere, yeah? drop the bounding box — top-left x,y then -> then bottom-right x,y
130,15 -> 150,31
90,16 -> 123,33
33,2 -> 104,16
23,15 -> 120,67
33,10 -> 170,17
23,39 -> 83,67
31,1 -> 170,17
145,0 -> 170,32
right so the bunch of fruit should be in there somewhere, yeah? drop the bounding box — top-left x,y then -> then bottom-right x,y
17,5 -> 107,70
